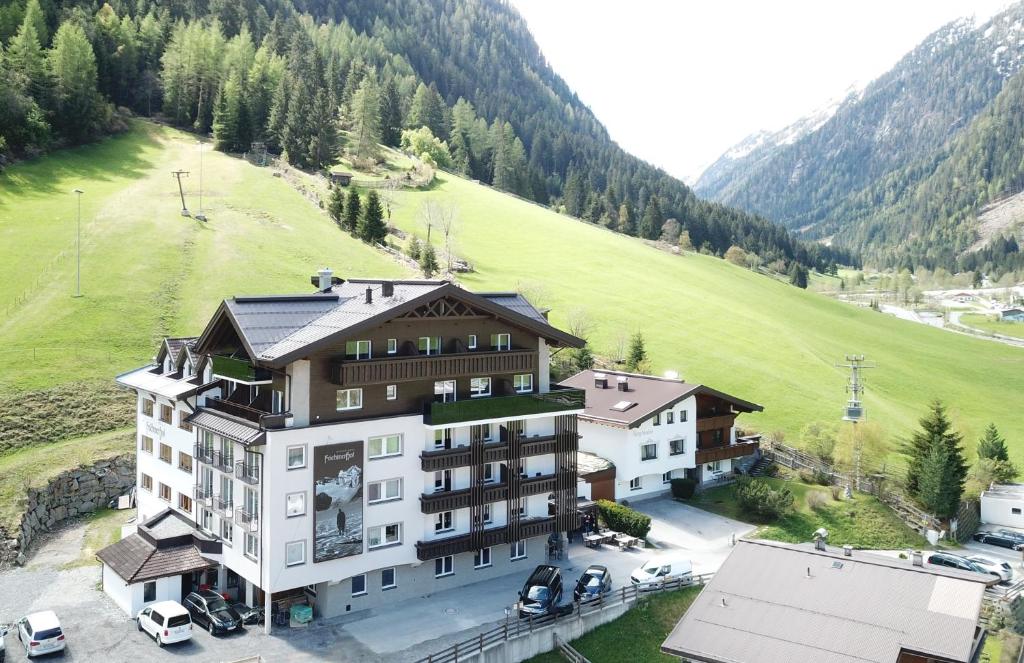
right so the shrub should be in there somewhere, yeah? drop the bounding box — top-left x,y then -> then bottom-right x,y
798,469 -> 815,484
806,491 -> 828,511
830,485 -> 843,501
734,477 -> 794,521
670,478 -> 697,500
596,499 -> 652,539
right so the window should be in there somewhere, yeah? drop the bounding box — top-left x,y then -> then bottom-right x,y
679,410 -> 688,422
244,533 -> 259,560
490,333 -> 511,351
141,473 -> 153,492
663,471 -> 673,484
470,377 -> 491,398
474,503 -> 493,525
345,339 -> 372,360
641,443 -> 658,461
666,411 -> 674,425
219,437 -> 234,466
708,460 -> 723,472
220,475 -> 234,508
286,492 -> 306,517
352,574 -> 367,596
179,493 -> 193,513
474,547 -> 492,569
271,390 -> 284,414
200,508 -> 213,532
1015,508 -> 1023,515
434,380 -> 456,403
712,429 -> 724,446
513,374 -> 533,393
434,428 -> 452,449
669,439 -> 686,456
435,555 -> 454,577
285,540 -> 306,566
159,404 -> 173,424
419,336 -> 441,355
386,384 -> 397,401
143,581 -> 156,603
483,462 -> 497,484
468,334 -> 477,350
158,483 -> 171,502
368,523 -> 401,548
287,445 -> 306,469
141,399 -> 154,417
140,435 -> 153,454
336,388 -> 363,411
368,434 -> 402,459
511,540 -> 527,560
481,423 -> 492,441
387,338 -> 397,355
159,443 -> 172,464
368,478 -> 402,503
434,470 -> 451,493
518,502 -> 528,518
221,518 -> 233,545
381,568 -> 396,590
629,477 -> 642,491
178,452 -> 193,473
435,511 -> 454,533
652,412 -> 661,426
179,417 -> 193,433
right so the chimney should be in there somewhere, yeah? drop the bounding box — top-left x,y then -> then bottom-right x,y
594,373 -> 608,389
616,376 -> 629,392
317,267 -> 333,291
911,550 -> 923,567
814,538 -> 826,552
843,545 -> 852,557
382,281 -> 394,297
365,287 -> 373,304
813,527 -> 828,551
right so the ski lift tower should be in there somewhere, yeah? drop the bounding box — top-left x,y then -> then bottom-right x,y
837,354 -> 875,491
172,170 -> 191,217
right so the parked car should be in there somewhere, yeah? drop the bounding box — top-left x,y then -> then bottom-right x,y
573,565 -> 612,603
996,530 -> 1024,544
972,531 -> 1024,551
518,565 -> 563,617
136,601 -> 193,647
1,623 -> 7,663
630,558 -> 692,589
182,590 -> 242,635
15,611 -> 65,658
230,603 -> 264,626
967,556 -> 1013,583
926,552 -> 987,574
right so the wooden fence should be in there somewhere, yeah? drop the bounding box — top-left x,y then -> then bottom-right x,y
415,573 -> 715,663
553,633 -> 590,663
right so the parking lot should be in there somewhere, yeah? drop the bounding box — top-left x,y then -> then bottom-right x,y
0,496 -> 752,662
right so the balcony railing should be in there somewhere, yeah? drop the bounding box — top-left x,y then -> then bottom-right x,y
215,496 -> 234,517
193,444 -> 215,465
212,450 -> 235,474
419,434 -> 557,471
419,473 -> 559,514
331,349 -> 536,386
415,517 -> 556,560
695,414 -> 737,433
695,440 -> 760,465
235,507 -> 259,532
211,355 -> 272,384
235,461 -> 260,484
425,387 -> 585,426
205,397 -> 291,430
193,485 -> 214,506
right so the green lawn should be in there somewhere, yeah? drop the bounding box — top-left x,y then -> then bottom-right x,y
690,478 -> 928,549
526,586 -> 702,663
0,429 -> 133,531
961,313 -> 1024,340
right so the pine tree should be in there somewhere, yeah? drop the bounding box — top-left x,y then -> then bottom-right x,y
343,188 -> 361,232
21,0 -> 47,45
625,332 -> 647,372
327,185 -> 345,227
639,196 -> 662,240
8,17 -> 48,98
379,78 -> 402,147
788,263 -> 808,288
406,236 -> 422,261
359,190 -> 387,244
678,230 -> 694,252
420,243 -> 439,277
617,203 -> 634,236
903,400 -> 967,511
349,75 -> 381,161
978,423 -> 1009,461
212,70 -> 247,152
407,81 -> 445,138
308,88 -> 338,168
572,344 -> 595,371
916,437 -> 956,518
48,22 -> 102,144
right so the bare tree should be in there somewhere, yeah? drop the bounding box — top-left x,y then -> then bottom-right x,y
514,280 -> 551,313
612,330 -> 628,363
565,307 -> 594,341
378,176 -> 402,222
418,200 -> 459,274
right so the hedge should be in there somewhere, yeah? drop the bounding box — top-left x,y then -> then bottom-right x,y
670,478 -> 697,499
596,499 -> 652,539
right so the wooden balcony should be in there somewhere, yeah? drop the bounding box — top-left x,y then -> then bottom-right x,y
696,414 -> 737,433
205,397 -> 292,430
419,434 -> 558,471
331,349 -> 536,386
419,474 -> 559,514
415,517 -> 556,560
695,440 -> 760,464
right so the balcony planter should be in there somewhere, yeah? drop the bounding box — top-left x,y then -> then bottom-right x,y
211,355 -> 272,384
425,387 -> 585,426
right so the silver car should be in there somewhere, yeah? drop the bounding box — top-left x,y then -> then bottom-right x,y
967,555 -> 1013,582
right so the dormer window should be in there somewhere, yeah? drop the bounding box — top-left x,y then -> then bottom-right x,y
345,340 -> 372,360
490,333 -> 510,351
419,336 -> 441,355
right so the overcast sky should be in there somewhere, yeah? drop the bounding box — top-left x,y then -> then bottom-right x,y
511,0 -> 1011,183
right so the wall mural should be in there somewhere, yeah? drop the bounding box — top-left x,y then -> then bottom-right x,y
313,441 -> 363,562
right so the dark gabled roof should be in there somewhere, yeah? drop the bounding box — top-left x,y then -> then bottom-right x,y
195,279 -> 584,367
156,337 -> 198,366
97,509 -> 216,583
559,369 -> 763,429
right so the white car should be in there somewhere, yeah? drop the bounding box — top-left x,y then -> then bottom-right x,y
629,558 -> 693,589
16,611 -> 65,658
137,601 -> 193,647
967,555 -> 1013,583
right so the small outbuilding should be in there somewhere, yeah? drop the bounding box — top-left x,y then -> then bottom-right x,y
97,508 -> 221,617
981,483 -> 1024,527
1000,308 -> 1024,322
329,171 -> 353,186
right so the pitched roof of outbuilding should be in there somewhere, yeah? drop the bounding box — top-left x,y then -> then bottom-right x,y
660,539 -> 988,663
97,509 -> 217,584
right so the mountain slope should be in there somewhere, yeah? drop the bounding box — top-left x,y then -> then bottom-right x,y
695,4 -> 1024,265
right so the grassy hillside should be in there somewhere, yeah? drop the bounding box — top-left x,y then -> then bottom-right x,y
1,120 -> 1022,465
384,171 -> 1024,461
961,314 -> 1024,340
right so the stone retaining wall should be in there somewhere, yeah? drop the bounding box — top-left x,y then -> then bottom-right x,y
1,454 -> 135,566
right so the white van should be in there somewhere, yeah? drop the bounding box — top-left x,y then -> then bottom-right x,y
137,601 -> 193,647
629,558 -> 693,589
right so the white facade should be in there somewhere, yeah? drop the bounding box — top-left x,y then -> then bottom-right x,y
981,484 -> 1024,528
135,393 -> 198,523
101,564 -> 182,617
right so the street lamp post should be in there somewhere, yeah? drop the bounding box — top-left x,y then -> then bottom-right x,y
73,188 -> 84,298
